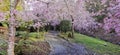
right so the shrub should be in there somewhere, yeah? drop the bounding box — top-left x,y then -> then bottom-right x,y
68,33 -> 73,38
59,20 -> 71,33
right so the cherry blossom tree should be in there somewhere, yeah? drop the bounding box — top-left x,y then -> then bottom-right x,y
8,0 -> 20,55
103,0 -> 120,36
0,12 -> 5,22
85,0 -> 120,36
72,0 -> 96,34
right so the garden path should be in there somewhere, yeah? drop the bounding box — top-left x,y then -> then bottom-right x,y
45,31 -> 94,55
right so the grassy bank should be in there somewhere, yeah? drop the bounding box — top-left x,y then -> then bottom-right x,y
59,32 -> 120,55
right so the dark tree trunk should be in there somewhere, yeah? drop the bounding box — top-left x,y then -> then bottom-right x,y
53,26 -> 56,31
71,15 -> 74,38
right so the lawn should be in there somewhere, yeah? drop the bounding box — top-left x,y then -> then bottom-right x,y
72,33 -> 120,55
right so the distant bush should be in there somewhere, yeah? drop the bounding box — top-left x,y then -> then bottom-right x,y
59,20 -> 71,33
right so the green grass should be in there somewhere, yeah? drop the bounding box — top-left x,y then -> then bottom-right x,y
16,31 -> 46,41
72,33 -> 120,55
28,32 -> 46,41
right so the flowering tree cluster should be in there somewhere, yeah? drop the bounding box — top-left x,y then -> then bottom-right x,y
103,0 -> 120,36
85,0 -> 120,36
85,0 -> 110,22
73,0 -> 96,32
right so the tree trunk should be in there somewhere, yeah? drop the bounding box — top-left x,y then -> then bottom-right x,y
37,27 -> 40,38
7,0 -> 19,55
7,25 -> 15,55
71,22 -> 74,38
53,26 -> 56,31
8,9 -> 16,55
71,15 -> 74,38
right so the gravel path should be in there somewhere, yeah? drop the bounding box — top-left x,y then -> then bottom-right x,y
45,31 -> 94,55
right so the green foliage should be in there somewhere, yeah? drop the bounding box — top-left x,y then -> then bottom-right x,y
28,32 -> 38,38
72,33 -> 120,55
16,31 -> 45,41
59,20 -> 71,33
0,21 -> 8,28
0,0 -> 23,12
15,34 -> 49,55
0,51 -> 6,55
68,33 -> 73,38
15,39 -> 33,55
16,0 -> 23,11
93,15 -> 106,22
44,25 -> 51,31
0,39 -> 7,55
17,21 -> 33,31
28,32 -> 45,41
0,0 -> 10,12
16,31 -> 28,38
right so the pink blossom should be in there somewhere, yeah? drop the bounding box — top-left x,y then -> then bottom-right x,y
0,12 -> 5,21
